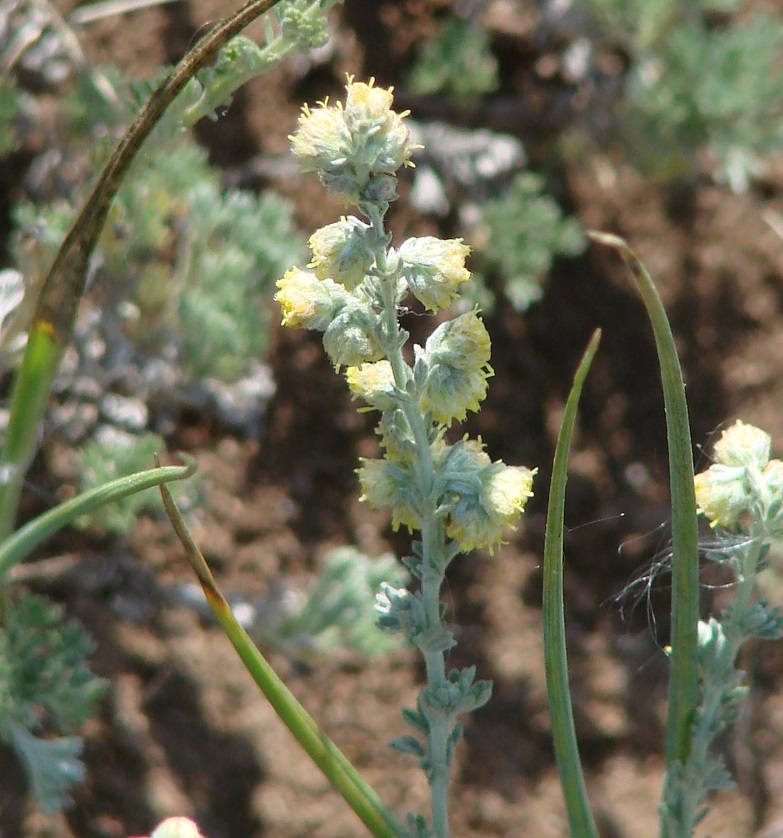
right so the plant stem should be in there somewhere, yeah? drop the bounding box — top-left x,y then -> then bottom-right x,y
420,525 -> 450,838
372,211 -> 452,837
666,534 -> 765,835
390,346 -> 452,837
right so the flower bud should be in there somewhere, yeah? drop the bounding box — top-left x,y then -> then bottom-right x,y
376,409 -> 416,463
362,174 -> 399,204
713,420 -> 771,468
290,79 -> 416,205
274,268 -> 351,330
322,305 -> 384,368
399,236 -> 471,312
358,457 -> 421,532
375,582 -> 413,633
694,465 -> 751,529
443,453 -> 535,552
419,311 -> 493,424
345,361 -> 398,411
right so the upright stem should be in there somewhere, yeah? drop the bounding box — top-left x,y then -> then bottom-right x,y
666,535 -> 765,835
373,214 -> 452,837
420,524 -> 450,838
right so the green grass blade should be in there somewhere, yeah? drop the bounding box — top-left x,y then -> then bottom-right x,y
159,479 -> 404,838
543,329 -> 601,838
0,322 -> 61,540
0,458 -> 195,578
588,233 -> 699,785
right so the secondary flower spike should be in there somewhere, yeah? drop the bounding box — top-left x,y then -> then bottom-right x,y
695,420 -> 783,529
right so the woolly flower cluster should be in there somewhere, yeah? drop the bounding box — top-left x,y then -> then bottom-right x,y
695,420 -> 783,530
275,79 -> 535,552
347,311 -> 492,425
357,437 -> 535,553
290,78 -> 417,205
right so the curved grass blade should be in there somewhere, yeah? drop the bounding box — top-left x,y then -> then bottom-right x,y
159,478 -> 403,838
588,233 -> 699,803
0,457 -> 195,578
543,329 -> 601,838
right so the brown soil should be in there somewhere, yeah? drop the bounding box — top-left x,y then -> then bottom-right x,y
3,1 -> 783,836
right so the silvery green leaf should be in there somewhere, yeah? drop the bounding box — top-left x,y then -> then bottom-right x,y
402,706 -> 429,735
400,555 -> 423,580
404,813 -> 436,837
8,723 -> 85,813
388,735 -> 425,758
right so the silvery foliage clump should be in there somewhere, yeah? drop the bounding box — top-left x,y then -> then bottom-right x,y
172,546 -> 408,666
0,1 -> 338,816
407,11 -> 499,102
275,78 -> 536,835
74,428 -> 200,535
556,0 -> 783,191
0,592 -> 105,813
407,120 -> 584,314
660,421 -> 783,833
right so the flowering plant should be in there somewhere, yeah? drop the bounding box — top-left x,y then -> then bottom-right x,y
656,420 -> 783,835
275,78 -> 536,835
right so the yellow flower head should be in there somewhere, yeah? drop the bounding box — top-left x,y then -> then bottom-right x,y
308,217 -> 371,290
357,457 -> 421,532
419,311 -> 493,424
444,457 -> 536,553
713,420 -> 771,468
694,421 -> 779,529
486,465 -> 536,519
274,268 -> 349,330
322,305 -> 384,369
399,236 -> 471,312
289,78 -> 416,205
345,79 -> 395,122
289,102 -> 349,173
346,361 -> 398,411
343,78 -> 415,172
694,466 -> 752,529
